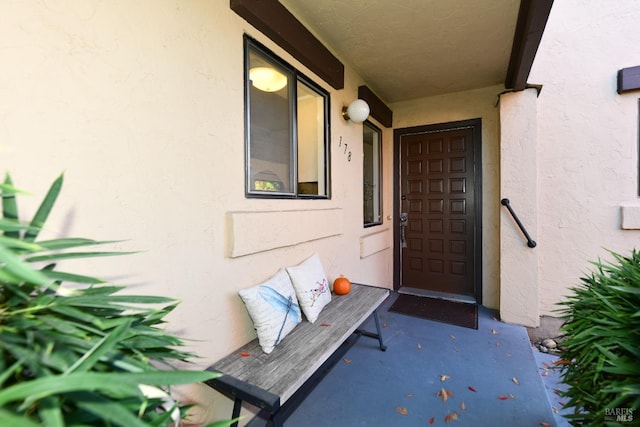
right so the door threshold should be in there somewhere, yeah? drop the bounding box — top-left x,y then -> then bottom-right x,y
398,287 -> 476,304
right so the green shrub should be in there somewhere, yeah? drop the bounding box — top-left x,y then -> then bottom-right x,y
0,173 -> 227,426
556,249 -> 640,426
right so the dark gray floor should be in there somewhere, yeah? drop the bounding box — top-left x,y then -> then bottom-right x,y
285,293 -> 563,426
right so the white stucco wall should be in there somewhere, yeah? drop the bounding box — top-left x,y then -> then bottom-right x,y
499,89 -> 539,326
528,0 -> 640,315
390,86 -> 502,310
0,2 -> 395,423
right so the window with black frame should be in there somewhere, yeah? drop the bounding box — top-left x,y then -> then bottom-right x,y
363,121 -> 382,226
245,36 -> 330,198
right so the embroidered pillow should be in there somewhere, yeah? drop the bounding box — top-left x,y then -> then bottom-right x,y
286,253 -> 332,323
238,268 -> 302,354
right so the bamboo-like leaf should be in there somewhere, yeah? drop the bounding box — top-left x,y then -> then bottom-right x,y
0,409 -> 41,427
24,173 -> 63,243
0,359 -> 24,387
205,420 -> 241,427
26,251 -> 137,263
49,305 -> 104,328
610,285 -> 640,295
0,244 -> 52,286
0,235 -> 43,251
76,397 -> 150,427
0,267 -> 26,284
65,319 -> 133,374
71,295 -> 177,304
37,238 -> 125,251
2,173 -> 20,238
41,269 -> 106,285
0,371 -> 219,406
37,396 -> 64,427
0,217 -> 30,232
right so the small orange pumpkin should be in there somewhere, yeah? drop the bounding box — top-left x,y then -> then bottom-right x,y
333,276 -> 351,295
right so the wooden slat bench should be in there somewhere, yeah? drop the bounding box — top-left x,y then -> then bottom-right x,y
205,283 -> 389,427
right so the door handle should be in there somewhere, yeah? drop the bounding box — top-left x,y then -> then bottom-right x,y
399,212 -> 408,248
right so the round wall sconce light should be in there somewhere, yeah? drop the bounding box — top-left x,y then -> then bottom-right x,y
342,99 -> 370,123
249,67 -> 288,92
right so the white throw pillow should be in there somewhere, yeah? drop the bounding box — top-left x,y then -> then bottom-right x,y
286,254 -> 332,323
238,268 -> 302,354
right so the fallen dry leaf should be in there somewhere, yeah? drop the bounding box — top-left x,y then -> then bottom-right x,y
436,388 -> 454,403
498,395 -> 509,400
496,342 -> 501,347
452,412 -> 459,420
491,329 -> 498,335
512,377 -> 520,385
429,417 -> 435,424
460,401 -> 466,410
543,362 -> 551,368
540,423 -> 551,427
406,393 -> 413,398
493,316 -> 499,321
559,401 -> 566,406
554,359 -> 572,365
320,323 -> 331,327
509,393 -> 516,400
417,343 -> 422,350
383,323 -> 388,328
445,413 -> 451,423
468,386 -> 477,392
450,334 -> 456,340
541,370 -> 549,377
239,352 -> 250,357
506,353 -> 512,358
342,358 -> 351,364
440,374 -> 451,382
552,406 -> 559,414
396,407 -> 408,416
453,346 -> 460,352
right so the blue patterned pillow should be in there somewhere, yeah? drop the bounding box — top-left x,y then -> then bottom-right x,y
239,268 -> 302,354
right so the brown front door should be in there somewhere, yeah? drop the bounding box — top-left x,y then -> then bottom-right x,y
394,119 -> 482,302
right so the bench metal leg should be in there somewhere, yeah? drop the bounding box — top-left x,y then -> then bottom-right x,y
355,310 -> 387,351
231,397 -> 242,427
269,411 -> 284,427
372,310 -> 387,351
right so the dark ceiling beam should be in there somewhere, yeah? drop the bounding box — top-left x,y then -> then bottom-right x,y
230,0 -> 345,90
505,0 -> 554,91
617,66 -> 640,94
358,86 -> 393,128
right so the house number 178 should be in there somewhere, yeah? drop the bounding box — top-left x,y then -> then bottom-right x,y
338,136 -> 352,162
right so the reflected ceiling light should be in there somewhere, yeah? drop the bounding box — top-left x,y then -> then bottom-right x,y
342,99 -> 370,123
249,67 -> 287,92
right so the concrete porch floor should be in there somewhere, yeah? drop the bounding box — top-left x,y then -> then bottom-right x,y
284,292 -> 570,426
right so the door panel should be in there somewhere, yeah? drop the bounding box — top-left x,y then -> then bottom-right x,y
395,121 -> 481,300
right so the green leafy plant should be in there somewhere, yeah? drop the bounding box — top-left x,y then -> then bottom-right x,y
0,173 -> 226,426
556,249 -> 640,426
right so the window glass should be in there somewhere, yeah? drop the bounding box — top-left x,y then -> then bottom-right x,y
297,80 -> 327,195
245,37 -> 329,198
363,121 -> 382,226
247,46 -> 293,194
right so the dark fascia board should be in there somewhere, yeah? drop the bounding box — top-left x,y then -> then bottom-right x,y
505,0 -> 554,91
230,0 -> 345,90
618,66 -> 640,94
358,86 -> 393,128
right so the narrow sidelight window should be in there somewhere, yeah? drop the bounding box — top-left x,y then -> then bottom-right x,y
363,121 -> 382,226
245,36 -> 330,198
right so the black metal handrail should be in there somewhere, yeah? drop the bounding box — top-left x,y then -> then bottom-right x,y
500,198 -> 537,248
